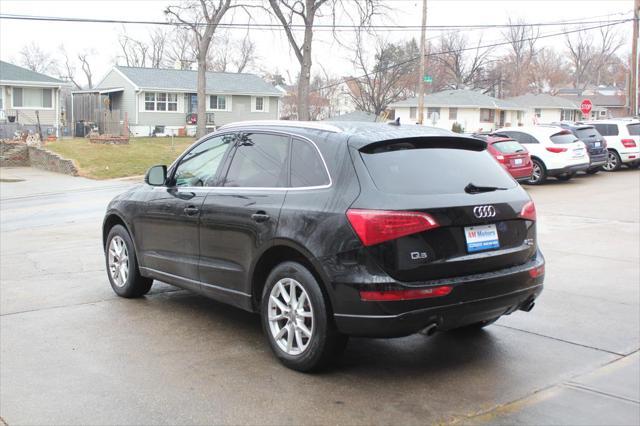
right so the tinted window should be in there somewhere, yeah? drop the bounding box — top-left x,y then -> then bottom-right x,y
224,133 -> 290,188
174,134 -> 234,187
492,140 -> 526,154
290,139 -> 330,187
627,123 -> 640,136
361,146 -> 516,195
592,123 -> 619,136
550,132 -> 578,144
575,127 -> 602,140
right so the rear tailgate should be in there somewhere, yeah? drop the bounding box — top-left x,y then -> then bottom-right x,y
349,136 -> 536,283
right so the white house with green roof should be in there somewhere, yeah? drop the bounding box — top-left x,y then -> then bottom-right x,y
389,89 -> 527,133
0,60 -> 65,137
91,66 -> 283,136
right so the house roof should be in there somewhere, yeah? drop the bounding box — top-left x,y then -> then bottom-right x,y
556,93 -> 627,108
0,60 -> 63,85
112,66 -> 282,96
325,111 -> 379,122
507,93 -> 580,110
389,89 -> 525,111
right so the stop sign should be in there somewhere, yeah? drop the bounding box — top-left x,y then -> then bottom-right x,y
581,99 -> 593,115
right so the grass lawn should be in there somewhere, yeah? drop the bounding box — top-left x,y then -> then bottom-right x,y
46,137 -> 195,179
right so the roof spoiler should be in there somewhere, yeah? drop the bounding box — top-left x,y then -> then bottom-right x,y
359,135 -> 487,154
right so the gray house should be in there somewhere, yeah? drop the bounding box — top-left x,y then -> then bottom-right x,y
0,61 -> 65,138
92,66 -> 283,136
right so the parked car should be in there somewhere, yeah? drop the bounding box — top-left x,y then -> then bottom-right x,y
493,125 -> 590,184
102,121 -> 545,372
583,119 -> 640,171
474,134 -> 533,182
552,122 -> 608,174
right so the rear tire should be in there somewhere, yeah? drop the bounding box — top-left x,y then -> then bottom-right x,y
261,261 -> 348,372
526,159 -> 546,185
105,225 -> 153,298
603,149 -> 622,171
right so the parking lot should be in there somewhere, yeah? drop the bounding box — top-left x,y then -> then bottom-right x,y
1,167 -> 638,425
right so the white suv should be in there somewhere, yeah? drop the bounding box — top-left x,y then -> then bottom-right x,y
494,125 -> 590,184
583,119 -> 640,171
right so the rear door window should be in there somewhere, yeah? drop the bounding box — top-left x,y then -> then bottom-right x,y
492,140 -> 526,154
592,123 -> 619,136
290,138 -> 330,187
360,143 -> 516,195
223,133 -> 290,188
627,123 -> 640,136
550,132 -> 578,144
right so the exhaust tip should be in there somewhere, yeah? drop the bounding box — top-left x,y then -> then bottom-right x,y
520,300 -> 535,312
419,322 -> 438,336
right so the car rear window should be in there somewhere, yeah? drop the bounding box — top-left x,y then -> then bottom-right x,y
360,145 -> 516,195
492,140 -> 526,154
575,127 -> 602,140
627,123 -> 640,136
550,132 -> 578,144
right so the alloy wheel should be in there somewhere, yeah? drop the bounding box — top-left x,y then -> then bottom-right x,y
603,151 -> 618,171
108,236 -> 130,287
267,278 -> 314,356
529,162 -> 542,183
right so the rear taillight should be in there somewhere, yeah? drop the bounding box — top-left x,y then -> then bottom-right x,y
346,209 -> 439,246
546,147 -> 567,153
360,285 -> 453,301
622,139 -> 637,148
519,201 -> 536,221
496,154 -> 505,163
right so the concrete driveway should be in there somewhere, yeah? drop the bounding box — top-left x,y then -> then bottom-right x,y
1,167 -> 638,425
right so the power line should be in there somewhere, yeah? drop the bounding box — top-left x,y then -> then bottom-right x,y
0,12 -> 632,32
315,19 -> 632,92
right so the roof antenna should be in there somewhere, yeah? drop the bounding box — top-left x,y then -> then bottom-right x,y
388,117 -> 400,126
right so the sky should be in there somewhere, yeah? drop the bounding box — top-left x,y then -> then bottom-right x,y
0,0 -> 634,87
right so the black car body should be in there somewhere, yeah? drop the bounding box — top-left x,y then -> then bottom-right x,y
555,122 -> 608,172
103,121 -> 545,371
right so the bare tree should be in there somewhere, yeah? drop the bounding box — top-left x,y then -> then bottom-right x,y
502,17 -> 539,96
166,0 -> 237,137
434,32 -> 493,90
166,27 -> 196,69
529,47 -> 569,93
348,35 -> 420,115
59,46 -> 82,90
118,30 -> 150,67
267,0 -> 378,120
149,28 -> 169,68
18,42 -> 58,75
78,51 -> 95,89
208,31 -> 257,73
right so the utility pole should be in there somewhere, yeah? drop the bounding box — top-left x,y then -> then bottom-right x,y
417,0 -> 427,125
631,0 -> 639,116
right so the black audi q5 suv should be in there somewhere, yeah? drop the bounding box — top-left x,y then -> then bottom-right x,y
103,121 -> 544,371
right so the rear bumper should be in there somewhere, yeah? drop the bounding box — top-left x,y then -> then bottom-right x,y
588,153 -> 607,168
332,253 -> 545,338
620,150 -> 640,164
547,163 -> 590,176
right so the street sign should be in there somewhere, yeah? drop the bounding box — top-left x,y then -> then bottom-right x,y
423,75 -> 433,83
581,99 -> 593,115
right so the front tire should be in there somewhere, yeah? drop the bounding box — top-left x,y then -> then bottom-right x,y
105,224 -> 153,298
261,261 -> 347,372
527,159 -> 546,185
603,149 -> 622,171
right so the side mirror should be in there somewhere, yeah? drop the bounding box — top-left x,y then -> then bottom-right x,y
145,165 -> 167,186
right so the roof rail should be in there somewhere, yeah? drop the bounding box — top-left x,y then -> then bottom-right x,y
218,120 -> 343,133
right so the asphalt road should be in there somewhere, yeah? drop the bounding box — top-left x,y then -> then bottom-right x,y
1,167 -> 638,425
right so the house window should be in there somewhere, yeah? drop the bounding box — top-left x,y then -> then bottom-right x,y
12,87 -> 53,108
255,97 -> 264,111
535,108 -> 542,118
517,111 -> 524,121
480,108 -> 495,123
409,107 -> 417,119
209,95 -> 226,111
144,92 -> 178,112
449,107 -> 458,120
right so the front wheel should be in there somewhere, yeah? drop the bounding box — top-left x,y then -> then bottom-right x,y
526,159 -> 546,185
105,225 -> 153,298
261,261 -> 347,372
603,149 -> 622,171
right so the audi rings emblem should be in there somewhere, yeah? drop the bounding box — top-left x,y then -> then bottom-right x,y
473,205 -> 496,219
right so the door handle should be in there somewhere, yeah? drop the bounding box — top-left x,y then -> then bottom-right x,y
184,205 -> 200,216
251,212 -> 270,223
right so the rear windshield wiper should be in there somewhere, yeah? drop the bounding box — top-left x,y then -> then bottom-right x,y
465,182 -> 508,194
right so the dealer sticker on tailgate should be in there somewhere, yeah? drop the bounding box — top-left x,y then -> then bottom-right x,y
464,224 -> 500,253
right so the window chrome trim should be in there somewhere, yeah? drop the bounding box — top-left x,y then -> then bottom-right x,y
169,129 -> 333,192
